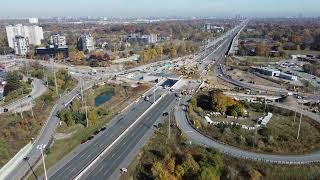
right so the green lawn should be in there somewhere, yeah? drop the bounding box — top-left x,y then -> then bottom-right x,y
201,111 -> 320,155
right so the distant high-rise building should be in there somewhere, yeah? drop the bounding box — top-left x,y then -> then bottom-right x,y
6,24 -> 44,48
204,24 -> 211,32
77,34 -> 95,52
13,35 -> 29,56
50,34 -> 67,47
127,33 -> 158,44
29,18 -> 39,24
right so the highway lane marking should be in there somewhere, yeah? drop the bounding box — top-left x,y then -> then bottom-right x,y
74,92 -> 170,180
88,101 -> 170,179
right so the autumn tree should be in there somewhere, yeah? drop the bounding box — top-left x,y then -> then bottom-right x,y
69,49 -> 85,63
255,42 -> 268,56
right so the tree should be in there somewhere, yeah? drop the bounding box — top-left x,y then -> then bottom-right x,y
311,33 -> 320,51
255,42 -> 268,56
3,71 -> 23,96
69,49 -> 85,62
182,153 -> 200,174
88,110 -> 98,126
199,167 -> 220,180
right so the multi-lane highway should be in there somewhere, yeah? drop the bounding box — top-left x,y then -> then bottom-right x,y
47,88 -> 172,180
2,20 -> 250,180
81,93 -> 176,180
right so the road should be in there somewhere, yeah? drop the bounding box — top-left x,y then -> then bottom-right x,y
45,22 -> 248,180
175,96 -> 320,165
81,93 -> 176,180
0,78 -> 48,114
4,20 -> 247,179
5,79 -> 93,180
47,88 -> 169,180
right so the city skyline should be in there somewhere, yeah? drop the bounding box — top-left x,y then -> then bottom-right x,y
0,0 -> 319,18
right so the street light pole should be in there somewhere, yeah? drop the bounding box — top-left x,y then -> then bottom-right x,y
37,144 -> 47,180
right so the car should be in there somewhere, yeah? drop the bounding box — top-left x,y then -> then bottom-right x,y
87,135 -> 94,141
28,95 -> 32,98
162,112 -> 169,116
120,168 -> 128,173
94,130 -> 100,135
100,127 -> 106,131
81,139 -> 88,144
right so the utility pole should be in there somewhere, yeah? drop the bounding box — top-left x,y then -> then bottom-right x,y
297,113 -> 303,140
168,110 -> 171,139
293,110 -> 297,123
80,78 -> 89,127
30,99 -> 34,119
53,68 -> 58,95
85,97 -> 88,128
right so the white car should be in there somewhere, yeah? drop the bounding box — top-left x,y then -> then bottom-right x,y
120,168 -> 128,173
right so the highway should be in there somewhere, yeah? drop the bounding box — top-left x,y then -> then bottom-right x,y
81,93 -> 176,180
175,96 -> 320,165
47,88 -> 169,180
5,79 -> 93,180
3,20 -> 254,179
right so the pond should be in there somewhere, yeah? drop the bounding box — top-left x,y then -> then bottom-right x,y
94,89 -> 115,106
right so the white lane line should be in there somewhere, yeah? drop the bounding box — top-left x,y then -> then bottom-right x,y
74,92 -> 169,180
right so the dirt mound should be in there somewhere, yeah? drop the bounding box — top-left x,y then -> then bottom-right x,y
277,95 -> 298,106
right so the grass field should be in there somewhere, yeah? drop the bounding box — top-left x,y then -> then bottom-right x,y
200,107 -> 320,154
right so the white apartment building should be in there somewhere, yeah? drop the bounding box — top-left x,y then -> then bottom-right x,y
13,36 -> 29,56
29,18 -> 39,24
77,34 -> 95,52
6,24 -> 44,48
50,34 -> 67,47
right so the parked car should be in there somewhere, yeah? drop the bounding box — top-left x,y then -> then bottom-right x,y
100,127 -> 106,131
94,130 -> 100,135
87,135 -> 94,141
163,112 -> 169,116
120,168 -> 128,173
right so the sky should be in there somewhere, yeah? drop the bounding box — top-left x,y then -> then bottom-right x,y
0,0 -> 319,18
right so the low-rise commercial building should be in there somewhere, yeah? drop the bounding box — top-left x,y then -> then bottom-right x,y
253,67 -> 280,77
254,67 -> 298,81
36,45 -> 69,59
278,72 -> 298,81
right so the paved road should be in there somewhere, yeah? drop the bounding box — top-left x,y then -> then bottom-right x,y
175,96 -> 320,165
82,93 -> 176,180
0,78 -> 48,114
5,79 -> 93,180
47,88 -> 167,180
